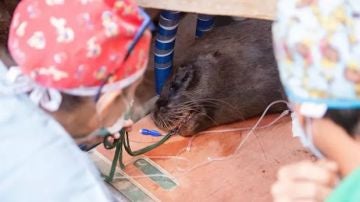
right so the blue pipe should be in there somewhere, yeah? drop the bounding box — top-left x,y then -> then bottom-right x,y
154,11 -> 181,94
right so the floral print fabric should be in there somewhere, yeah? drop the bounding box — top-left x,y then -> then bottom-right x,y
273,0 -> 360,108
8,0 -> 151,94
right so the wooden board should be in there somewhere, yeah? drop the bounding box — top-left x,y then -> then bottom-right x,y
136,0 -> 277,20
93,114 -> 313,201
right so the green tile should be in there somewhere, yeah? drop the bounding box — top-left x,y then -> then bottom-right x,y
90,153 -> 156,202
133,158 -> 177,190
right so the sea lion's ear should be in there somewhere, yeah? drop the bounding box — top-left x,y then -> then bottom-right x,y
177,63 -> 193,72
213,50 -> 221,57
202,51 -> 221,61
178,64 -> 187,70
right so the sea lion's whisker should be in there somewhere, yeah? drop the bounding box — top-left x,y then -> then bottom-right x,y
181,94 -> 238,109
202,113 -> 220,125
163,118 -> 171,129
193,98 -> 245,118
157,113 -> 169,129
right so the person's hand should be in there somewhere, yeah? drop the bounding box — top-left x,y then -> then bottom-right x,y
271,160 -> 339,202
103,119 -> 134,141
75,120 -> 134,149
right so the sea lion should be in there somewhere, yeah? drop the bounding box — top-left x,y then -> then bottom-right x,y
152,19 -> 287,136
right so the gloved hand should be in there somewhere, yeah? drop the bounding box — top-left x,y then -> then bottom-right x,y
271,160 -> 339,202
76,120 -> 134,151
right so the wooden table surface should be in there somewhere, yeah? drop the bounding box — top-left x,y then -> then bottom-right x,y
136,0 -> 277,20
95,114 -> 313,201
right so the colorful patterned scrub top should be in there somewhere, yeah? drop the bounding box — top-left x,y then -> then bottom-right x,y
273,0 -> 360,109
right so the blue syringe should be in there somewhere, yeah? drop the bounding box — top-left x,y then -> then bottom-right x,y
140,129 -> 162,137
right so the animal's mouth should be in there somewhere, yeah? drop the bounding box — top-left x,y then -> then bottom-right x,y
153,110 -> 196,136
169,112 -> 195,135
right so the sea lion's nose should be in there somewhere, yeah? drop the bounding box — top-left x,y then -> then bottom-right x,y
156,99 -> 168,108
159,106 -> 167,113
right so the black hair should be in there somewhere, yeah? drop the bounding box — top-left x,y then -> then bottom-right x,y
325,109 -> 360,137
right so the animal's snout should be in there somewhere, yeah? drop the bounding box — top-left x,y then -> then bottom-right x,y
156,98 -> 168,107
158,106 -> 167,114
155,98 -> 169,113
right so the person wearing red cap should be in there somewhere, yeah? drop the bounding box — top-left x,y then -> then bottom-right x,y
0,0 -> 151,201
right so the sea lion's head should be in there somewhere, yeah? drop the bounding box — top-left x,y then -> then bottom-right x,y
151,20 -> 287,136
152,52 -> 222,136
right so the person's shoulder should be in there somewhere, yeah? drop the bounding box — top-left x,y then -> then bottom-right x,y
0,88 -> 113,202
327,167 -> 360,202
0,59 -> 8,75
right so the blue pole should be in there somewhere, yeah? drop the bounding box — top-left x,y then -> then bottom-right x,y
195,14 -> 214,38
154,10 -> 181,94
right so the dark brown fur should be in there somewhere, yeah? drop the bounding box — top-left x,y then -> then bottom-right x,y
152,19 -> 287,136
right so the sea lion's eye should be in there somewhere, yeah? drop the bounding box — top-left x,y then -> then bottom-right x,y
182,72 -> 190,82
170,83 -> 179,91
169,82 -> 180,96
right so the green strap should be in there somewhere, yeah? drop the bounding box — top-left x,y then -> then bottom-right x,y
123,129 -> 172,156
104,139 -> 124,182
104,129 -> 173,182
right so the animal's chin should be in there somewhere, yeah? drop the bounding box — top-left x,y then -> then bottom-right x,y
175,115 -> 198,137
152,112 -> 199,137
177,128 -> 197,137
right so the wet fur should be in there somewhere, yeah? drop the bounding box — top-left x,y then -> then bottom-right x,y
152,19 -> 286,136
